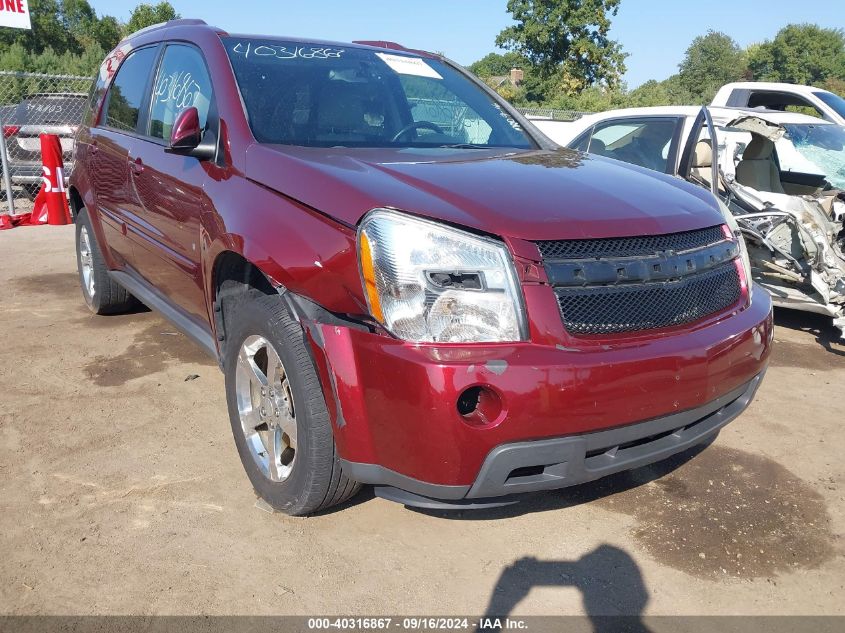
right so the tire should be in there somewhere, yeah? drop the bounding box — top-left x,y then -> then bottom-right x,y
75,207 -> 137,315
224,293 -> 361,516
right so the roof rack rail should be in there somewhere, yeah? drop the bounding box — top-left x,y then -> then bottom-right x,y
353,40 -> 437,58
353,40 -> 409,51
122,18 -> 208,42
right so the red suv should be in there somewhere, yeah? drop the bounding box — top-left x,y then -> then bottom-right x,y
70,20 -> 772,515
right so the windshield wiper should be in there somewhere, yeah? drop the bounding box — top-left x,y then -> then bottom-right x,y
438,143 -> 489,149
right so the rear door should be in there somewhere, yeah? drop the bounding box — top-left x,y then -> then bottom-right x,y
89,45 -> 159,267
127,43 -> 215,323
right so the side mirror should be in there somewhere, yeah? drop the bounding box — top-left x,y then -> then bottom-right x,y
165,107 -> 217,160
167,107 -> 202,152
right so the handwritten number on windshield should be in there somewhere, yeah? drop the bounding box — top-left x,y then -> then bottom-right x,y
232,41 -> 344,60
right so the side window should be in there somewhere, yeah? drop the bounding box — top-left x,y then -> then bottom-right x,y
587,118 -> 678,173
784,103 -> 825,119
571,128 -> 594,152
103,47 -> 158,132
149,45 -> 214,140
748,91 -> 825,119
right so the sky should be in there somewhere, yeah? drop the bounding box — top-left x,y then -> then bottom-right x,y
89,0 -> 844,88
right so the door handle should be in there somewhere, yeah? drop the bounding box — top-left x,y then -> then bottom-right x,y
129,157 -> 144,175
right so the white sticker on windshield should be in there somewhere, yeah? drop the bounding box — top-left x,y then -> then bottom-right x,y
376,52 -> 442,79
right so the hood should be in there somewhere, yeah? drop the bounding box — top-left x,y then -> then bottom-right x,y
245,145 -> 724,240
727,116 -> 787,142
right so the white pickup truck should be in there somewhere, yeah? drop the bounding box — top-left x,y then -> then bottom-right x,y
712,82 -> 845,125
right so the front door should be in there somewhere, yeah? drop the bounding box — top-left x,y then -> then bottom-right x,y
678,107 -> 720,196
127,43 -> 216,324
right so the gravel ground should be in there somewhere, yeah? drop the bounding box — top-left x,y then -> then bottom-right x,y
1,225 -> 843,617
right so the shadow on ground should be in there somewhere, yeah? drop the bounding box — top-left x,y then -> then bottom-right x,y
480,546 -> 650,632
407,440 -> 835,580
773,308 -> 845,357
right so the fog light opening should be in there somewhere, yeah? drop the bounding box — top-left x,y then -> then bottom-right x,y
457,385 -> 503,427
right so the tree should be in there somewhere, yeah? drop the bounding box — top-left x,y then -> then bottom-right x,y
469,52 -> 528,78
626,80 -> 671,108
60,0 -> 121,52
495,0 -> 627,98
0,0 -> 121,59
468,52 -> 532,104
748,24 -> 845,86
0,1 -> 174,77
677,30 -> 746,103
551,83 -> 629,112
124,2 -> 180,37
88,16 -> 122,52
0,0 -> 67,55
822,77 -> 845,96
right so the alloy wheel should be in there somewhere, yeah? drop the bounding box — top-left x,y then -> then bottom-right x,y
79,226 -> 95,299
234,335 -> 297,482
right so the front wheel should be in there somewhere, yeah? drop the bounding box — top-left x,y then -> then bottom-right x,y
224,293 -> 360,515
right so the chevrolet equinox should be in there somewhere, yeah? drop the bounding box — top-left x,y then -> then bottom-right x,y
70,20 -> 773,515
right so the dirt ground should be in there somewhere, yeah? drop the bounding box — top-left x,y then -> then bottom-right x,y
1,224 -> 844,617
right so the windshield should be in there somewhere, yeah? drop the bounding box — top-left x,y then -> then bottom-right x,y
814,91 -> 845,119
783,123 -> 845,190
222,38 -> 533,150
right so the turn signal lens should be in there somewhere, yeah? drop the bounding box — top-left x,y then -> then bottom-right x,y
358,230 -> 384,322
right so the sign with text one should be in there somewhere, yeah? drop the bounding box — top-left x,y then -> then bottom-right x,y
0,0 -> 31,30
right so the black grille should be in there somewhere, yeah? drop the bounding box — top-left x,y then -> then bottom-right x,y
555,262 -> 741,335
537,225 -> 725,260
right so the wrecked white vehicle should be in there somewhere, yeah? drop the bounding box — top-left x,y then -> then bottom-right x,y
708,113 -> 845,336
549,106 -> 845,337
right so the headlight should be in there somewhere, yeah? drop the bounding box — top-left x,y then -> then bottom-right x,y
357,209 -> 527,343
717,199 -> 753,299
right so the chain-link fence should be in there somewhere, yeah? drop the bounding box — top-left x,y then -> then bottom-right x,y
0,70 -> 92,217
516,107 -> 589,122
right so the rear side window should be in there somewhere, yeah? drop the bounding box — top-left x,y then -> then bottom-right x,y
149,44 -> 214,140
103,47 -> 157,132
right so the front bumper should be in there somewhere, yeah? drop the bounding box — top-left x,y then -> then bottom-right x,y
304,286 -> 772,503
350,373 -> 762,508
